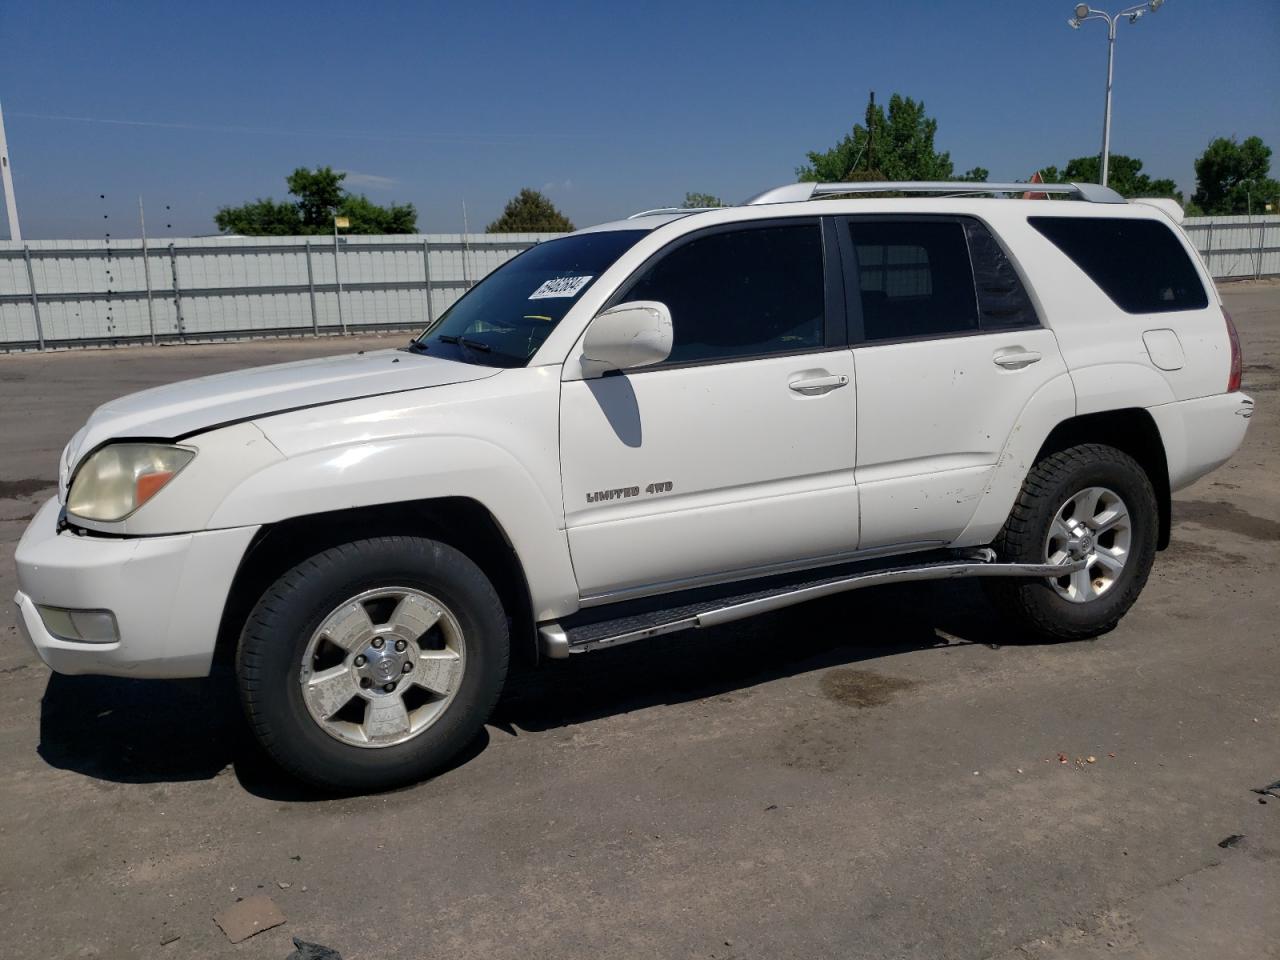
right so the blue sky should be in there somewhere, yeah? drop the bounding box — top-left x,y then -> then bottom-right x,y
1,0 -> 1277,239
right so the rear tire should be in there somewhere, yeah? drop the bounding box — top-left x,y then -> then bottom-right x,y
987,443 -> 1158,641
237,536 -> 508,792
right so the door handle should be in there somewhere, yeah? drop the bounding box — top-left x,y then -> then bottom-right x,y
788,374 -> 850,395
992,350 -> 1042,370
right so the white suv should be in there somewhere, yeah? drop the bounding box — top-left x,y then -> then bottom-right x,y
14,180 -> 1253,790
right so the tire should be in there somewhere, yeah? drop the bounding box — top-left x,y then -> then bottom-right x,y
986,443 -> 1158,641
237,536 -> 509,792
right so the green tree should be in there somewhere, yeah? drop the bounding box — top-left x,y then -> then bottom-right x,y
215,166 -> 417,235
286,166 -> 346,229
338,193 -> 418,234
212,198 -> 301,236
1191,136 -> 1280,215
1036,155 -> 1181,201
958,167 -> 989,182
682,192 -> 726,208
486,188 -> 574,232
797,93 -> 960,183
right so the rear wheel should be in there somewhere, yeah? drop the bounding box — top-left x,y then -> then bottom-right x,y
237,536 -> 508,792
987,443 -> 1158,640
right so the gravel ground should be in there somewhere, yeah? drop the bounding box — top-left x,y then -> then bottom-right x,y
0,290 -> 1276,960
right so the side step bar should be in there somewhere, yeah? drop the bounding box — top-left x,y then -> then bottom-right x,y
539,550 -> 1086,658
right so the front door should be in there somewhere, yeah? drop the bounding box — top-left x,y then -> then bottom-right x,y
559,219 -> 859,601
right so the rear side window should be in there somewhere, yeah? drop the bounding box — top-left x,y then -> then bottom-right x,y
1029,216 -> 1208,314
622,223 -> 825,364
849,219 -> 978,342
964,220 -> 1039,330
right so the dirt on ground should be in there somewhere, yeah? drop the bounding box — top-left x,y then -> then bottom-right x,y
0,291 -> 1276,959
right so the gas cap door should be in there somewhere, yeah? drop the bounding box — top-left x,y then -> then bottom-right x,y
1142,328 -> 1185,371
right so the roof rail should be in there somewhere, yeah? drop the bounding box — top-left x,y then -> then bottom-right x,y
626,206 -> 720,219
742,181 -> 1126,205
1128,197 -> 1184,224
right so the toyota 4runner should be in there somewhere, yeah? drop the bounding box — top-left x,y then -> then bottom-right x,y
14,180 -> 1254,790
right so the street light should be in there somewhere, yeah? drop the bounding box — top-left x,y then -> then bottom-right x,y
1067,1 -> 1165,187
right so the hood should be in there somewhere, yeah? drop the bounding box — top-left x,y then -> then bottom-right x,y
69,349 -> 500,466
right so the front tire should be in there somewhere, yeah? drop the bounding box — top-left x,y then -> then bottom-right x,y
987,443 -> 1158,641
237,536 -> 508,792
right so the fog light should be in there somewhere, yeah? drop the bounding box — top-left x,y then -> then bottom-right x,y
36,605 -> 119,644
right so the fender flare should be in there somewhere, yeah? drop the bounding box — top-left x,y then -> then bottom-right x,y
207,435 -> 579,621
957,363 -> 1176,548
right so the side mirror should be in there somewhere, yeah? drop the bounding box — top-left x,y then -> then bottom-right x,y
581,301 -> 673,372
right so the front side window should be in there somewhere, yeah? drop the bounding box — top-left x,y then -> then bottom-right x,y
850,219 -> 979,342
415,229 -> 646,367
1028,216 -> 1209,314
621,223 -> 826,364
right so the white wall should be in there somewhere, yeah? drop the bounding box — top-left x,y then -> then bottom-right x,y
2,215 -> 1277,350
0,233 -> 561,348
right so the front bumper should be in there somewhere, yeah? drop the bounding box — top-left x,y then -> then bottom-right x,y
13,498 -> 258,678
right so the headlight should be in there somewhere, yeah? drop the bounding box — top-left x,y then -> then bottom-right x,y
67,443 -> 195,522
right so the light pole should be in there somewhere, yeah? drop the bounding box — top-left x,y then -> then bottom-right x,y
0,100 -> 21,242
1068,0 -> 1165,187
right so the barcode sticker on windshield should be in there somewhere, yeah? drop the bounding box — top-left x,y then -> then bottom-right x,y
529,276 -> 592,299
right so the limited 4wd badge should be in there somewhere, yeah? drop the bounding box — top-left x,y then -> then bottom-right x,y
586,481 -> 673,503
529,275 -> 592,299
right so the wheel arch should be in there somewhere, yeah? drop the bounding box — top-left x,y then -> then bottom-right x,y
1033,408 -> 1172,550
213,497 -> 539,671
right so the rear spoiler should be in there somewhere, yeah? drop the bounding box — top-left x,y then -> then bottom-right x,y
1128,197 -> 1184,225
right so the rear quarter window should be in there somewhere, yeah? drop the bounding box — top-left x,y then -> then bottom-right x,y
1028,216 -> 1208,314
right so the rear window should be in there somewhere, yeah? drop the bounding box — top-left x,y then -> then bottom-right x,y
1028,216 -> 1208,314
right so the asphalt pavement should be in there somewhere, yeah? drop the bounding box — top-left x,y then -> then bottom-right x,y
0,290 -> 1276,960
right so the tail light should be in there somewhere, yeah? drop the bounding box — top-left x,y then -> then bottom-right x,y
1224,309 -> 1242,393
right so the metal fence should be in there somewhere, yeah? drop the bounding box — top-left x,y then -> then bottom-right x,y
1,214 -> 1277,351
0,232 -> 561,350
1181,215 -> 1279,282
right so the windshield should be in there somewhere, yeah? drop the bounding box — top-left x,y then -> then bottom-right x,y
412,229 -> 648,367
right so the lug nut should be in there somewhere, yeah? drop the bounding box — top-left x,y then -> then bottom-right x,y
402,661 -> 413,673
394,638 -> 407,652
371,637 -> 385,649
353,654 -> 366,667
383,682 -> 397,693
359,677 -> 372,689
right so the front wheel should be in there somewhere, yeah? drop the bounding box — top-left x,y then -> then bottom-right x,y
986,443 -> 1158,641
237,536 -> 509,792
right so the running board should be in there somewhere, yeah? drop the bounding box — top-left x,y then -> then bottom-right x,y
539,550 -> 1086,658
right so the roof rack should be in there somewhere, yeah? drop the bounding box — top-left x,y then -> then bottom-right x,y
626,206 -> 720,219
742,181 -> 1126,205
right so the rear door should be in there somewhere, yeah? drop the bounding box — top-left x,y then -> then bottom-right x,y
559,218 -> 859,600
839,215 -> 1070,549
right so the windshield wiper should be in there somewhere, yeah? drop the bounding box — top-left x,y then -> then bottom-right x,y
438,334 -> 491,353
403,339 -> 430,354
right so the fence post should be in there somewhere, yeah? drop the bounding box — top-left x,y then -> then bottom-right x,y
23,245 -> 44,351
1258,220 -> 1267,281
1204,221 -> 1214,279
304,240 -> 319,335
140,197 -> 156,346
168,243 -> 185,342
141,243 -> 157,346
332,231 -> 346,334
421,238 -> 435,326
